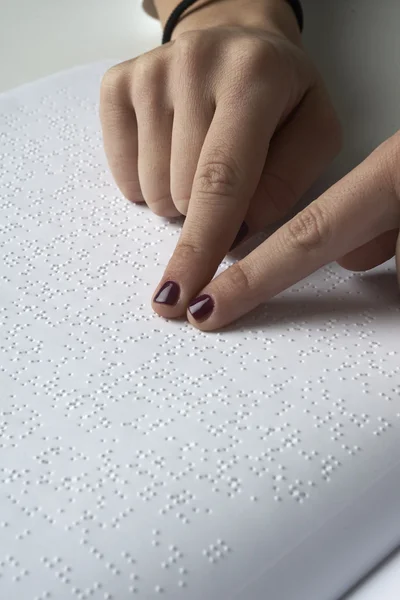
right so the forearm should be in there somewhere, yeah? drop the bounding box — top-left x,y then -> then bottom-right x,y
152,0 -> 302,45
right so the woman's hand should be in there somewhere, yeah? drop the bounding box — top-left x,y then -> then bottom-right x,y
185,132 -> 400,329
100,0 -> 341,320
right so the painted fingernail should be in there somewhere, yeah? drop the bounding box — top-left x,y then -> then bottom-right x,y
230,221 -> 249,251
188,294 -> 214,321
154,281 -> 180,306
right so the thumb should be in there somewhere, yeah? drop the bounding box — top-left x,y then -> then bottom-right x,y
338,229 -> 398,271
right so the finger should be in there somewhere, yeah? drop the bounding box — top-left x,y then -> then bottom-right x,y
338,230 -> 398,271
170,91 -> 214,215
233,84 -> 342,247
134,57 -> 179,217
153,90 -> 282,315
136,101 -> 178,217
100,62 -> 144,203
186,136 -> 400,330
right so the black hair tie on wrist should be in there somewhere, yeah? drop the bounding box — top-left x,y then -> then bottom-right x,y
162,0 -> 304,44
285,0 -> 304,32
162,0 -> 201,44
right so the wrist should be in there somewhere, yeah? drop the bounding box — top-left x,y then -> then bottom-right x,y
154,0 -> 302,45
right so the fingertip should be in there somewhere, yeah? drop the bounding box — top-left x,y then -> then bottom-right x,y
118,183 -> 145,204
152,300 -> 185,320
186,311 -> 217,331
186,293 -> 221,331
188,294 -> 214,319
153,280 -> 180,305
150,201 -> 182,218
152,280 -> 186,319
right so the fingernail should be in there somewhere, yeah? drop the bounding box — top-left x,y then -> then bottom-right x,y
230,221 -> 249,250
154,281 -> 180,306
188,294 -> 214,322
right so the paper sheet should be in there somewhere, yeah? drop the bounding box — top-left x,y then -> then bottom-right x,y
1,62 -> 399,600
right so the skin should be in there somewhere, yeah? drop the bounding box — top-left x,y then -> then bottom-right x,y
100,0 -> 399,331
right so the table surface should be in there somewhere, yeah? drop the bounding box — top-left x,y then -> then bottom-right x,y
1,1 -> 399,598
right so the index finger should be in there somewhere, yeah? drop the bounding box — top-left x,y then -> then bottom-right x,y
152,91 -> 282,315
187,135 -> 400,330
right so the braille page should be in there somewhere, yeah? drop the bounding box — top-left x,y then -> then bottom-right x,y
1,62 -> 399,600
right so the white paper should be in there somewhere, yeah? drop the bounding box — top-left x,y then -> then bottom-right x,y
0,62 -> 399,600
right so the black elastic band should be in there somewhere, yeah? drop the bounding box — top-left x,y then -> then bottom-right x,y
162,0 -> 202,44
162,0 -> 304,44
285,0 -> 304,32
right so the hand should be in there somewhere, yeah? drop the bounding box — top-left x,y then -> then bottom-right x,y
100,0 -> 341,321
185,131 -> 400,330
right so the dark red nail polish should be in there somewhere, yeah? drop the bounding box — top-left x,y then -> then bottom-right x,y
188,294 -> 214,321
230,221 -> 249,250
154,281 -> 180,306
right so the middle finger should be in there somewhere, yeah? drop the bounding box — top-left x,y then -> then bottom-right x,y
152,89 -> 283,316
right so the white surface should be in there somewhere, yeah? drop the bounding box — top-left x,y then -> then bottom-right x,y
1,61 -> 400,599
0,1 -> 400,598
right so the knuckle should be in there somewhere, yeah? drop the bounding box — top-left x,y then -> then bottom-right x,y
286,204 -> 332,253
100,64 -> 128,105
234,38 -> 283,83
101,64 -> 124,90
227,261 -> 253,295
173,32 -> 208,84
235,38 -> 268,67
131,54 -> 164,104
175,31 -> 201,60
195,154 -> 240,200
225,42 -> 290,104
175,240 -> 208,263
